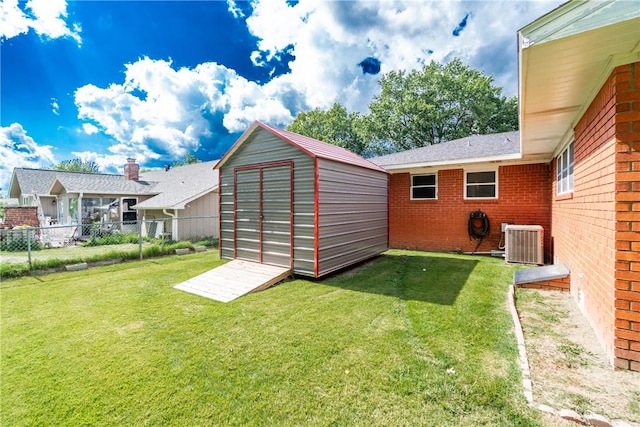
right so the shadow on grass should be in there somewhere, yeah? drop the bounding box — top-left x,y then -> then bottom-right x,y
320,252 -> 479,305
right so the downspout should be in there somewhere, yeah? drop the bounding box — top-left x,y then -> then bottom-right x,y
163,208 -> 177,240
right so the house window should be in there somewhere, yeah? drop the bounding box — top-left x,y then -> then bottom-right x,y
82,197 -> 118,223
465,170 -> 497,199
122,198 -> 137,223
557,142 -> 574,195
69,198 -> 78,223
411,174 -> 437,200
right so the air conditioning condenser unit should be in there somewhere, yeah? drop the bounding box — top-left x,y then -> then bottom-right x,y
505,225 -> 544,265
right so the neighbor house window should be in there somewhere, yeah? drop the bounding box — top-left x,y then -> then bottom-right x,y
69,198 -> 78,223
411,174 -> 437,200
465,170 -> 497,199
82,197 -> 118,223
557,142 -> 574,195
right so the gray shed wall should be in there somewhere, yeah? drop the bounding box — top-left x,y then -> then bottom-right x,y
317,158 -> 388,276
219,127 -> 388,277
219,129 -> 316,275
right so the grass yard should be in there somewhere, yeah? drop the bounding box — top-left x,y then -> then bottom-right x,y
1,250 -> 542,426
0,243 -> 149,264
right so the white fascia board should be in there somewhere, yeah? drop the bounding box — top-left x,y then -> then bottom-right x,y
135,189 -> 217,210
137,205 -> 183,210
46,178 -> 63,195
8,171 -> 20,198
381,152 -> 525,172
519,0 -> 637,47
519,0 -> 597,46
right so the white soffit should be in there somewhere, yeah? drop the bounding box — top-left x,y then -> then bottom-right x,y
519,0 -> 640,160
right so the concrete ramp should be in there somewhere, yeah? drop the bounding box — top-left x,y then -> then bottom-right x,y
174,259 -> 291,302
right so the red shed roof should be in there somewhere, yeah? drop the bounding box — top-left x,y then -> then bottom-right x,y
216,121 -> 387,173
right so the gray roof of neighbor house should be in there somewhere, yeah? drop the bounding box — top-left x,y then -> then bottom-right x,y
134,160 -> 219,210
48,172 -> 157,195
9,168 -> 156,198
9,161 -> 219,210
369,131 -> 521,170
9,169 -> 59,197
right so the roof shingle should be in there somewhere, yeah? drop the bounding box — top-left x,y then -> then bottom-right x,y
370,131 -> 520,168
10,160 -> 219,211
135,160 -> 219,209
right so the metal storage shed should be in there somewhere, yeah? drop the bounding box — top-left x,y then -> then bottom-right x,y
216,121 -> 389,278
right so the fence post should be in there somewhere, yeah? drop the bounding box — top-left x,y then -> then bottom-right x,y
139,219 -> 143,260
27,228 -> 32,268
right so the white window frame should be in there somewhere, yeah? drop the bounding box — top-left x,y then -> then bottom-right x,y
464,168 -> 498,200
410,173 -> 437,200
556,141 -> 574,195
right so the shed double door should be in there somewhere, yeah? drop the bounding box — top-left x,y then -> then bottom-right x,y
234,162 -> 293,268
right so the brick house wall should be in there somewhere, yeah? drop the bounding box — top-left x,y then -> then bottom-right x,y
613,63 -> 640,371
388,163 -> 551,259
2,206 -> 39,229
552,62 -> 640,371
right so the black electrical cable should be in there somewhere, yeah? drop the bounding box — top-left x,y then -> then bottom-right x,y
468,210 -> 490,253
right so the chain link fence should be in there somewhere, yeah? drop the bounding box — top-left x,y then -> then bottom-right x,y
1,216 -> 218,277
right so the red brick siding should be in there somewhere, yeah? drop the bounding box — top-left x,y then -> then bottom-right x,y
553,62 -> 640,371
516,275 -> 571,292
389,163 -> 551,258
2,206 -> 39,229
613,63 -> 640,371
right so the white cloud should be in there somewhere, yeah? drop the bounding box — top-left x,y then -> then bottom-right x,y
72,1 -> 562,169
69,151 -> 133,176
0,0 -> 31,40
51,98 -> 60,115
82,123 -> 98,135
241,0 -> 562,112
74,57 -> 294,160
0,123 -> 56,194
0,0 -> 81,44
227,0 -> 245,19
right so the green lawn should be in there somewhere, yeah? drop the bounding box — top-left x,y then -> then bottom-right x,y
1,250 -> 542,426
1,242 -> 148,264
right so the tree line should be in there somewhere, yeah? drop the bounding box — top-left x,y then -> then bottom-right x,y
51,154 -> 201,174
287,58 -> 518,156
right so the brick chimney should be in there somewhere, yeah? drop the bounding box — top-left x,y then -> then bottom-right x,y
124,158 -> 140,181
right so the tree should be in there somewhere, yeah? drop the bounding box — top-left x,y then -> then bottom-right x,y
287,103 -> 368,156
365,58 -> 518,152
172,153 -> 201,167
52,158 -> 101,173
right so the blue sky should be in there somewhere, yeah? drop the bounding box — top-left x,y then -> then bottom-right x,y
0,0 -> 563,194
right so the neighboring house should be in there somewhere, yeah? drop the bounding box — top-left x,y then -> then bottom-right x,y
135,160 -> 219,241
373,0 -> 640,371
8,168 -> 76,224
7,159 -> 219,240
217,121 -> 388,278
